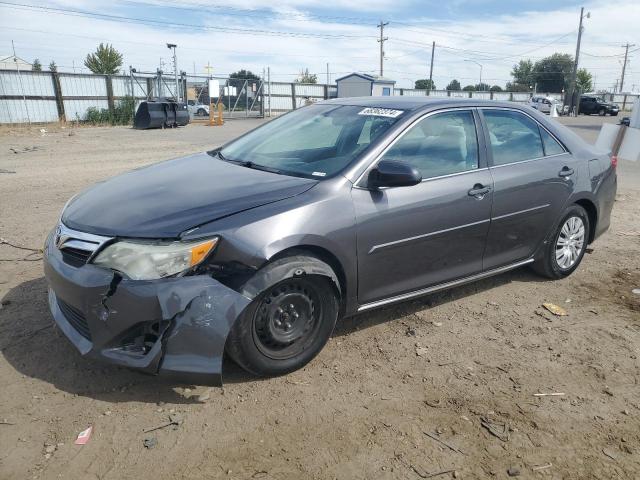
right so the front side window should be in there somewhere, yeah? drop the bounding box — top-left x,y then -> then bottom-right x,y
380,110 -> 479,179
218,105 -> 404,178
483,110 -> 544,165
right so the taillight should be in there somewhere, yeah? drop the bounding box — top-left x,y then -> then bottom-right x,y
610,155 -> 618,169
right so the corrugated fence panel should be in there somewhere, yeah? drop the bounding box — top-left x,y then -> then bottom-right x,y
449,91 -> 468,98
64,99 -> 109,121
402,89 -> 428,97
0,70 -> 54,96
472,92 -> 491,100
492,92 -> 511,101
293,84 -> 325,97
511,93 -> 530,102
60,74 -> 107,97
328,86 -> 337,98
429,90 -> 449,97
111,76 -> 147,97
269,95 -> 293,111
267,83 -> 293,95
0,99 -> 58,123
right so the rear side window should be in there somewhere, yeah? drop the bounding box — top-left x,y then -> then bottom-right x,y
381,110 -> 479,179
540,128 -> 565,156
483,110 -> 544,165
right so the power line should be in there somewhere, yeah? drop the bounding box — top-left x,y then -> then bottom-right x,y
0,1 -> 375,39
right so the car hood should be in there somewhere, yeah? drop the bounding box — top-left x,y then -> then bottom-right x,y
62,152 -> 318,238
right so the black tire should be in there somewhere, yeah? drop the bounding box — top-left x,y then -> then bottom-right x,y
612,111 -> 618,117
598,108 -> 606,116
197,108 -> 207,116
533,204 -> 590,279
226,273 -> 339,377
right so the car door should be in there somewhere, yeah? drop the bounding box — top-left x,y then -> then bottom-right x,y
480,108 -> 582,270
352,108 -> 493,306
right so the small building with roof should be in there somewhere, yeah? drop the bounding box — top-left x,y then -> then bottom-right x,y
336,73 -> 396,98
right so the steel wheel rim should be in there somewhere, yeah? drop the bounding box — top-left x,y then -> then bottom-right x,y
252,279 -> 322,360
555,216 -> 585,270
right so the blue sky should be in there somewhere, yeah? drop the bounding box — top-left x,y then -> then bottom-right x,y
0,0 -> 638,91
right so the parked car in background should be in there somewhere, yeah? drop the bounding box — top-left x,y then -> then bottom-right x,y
187,100 -> 210,116
579,95 -> 619,116
528,95 -> 556,114
44,97 -> 617,385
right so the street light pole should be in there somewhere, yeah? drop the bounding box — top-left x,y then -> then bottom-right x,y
568,8 -> 589,114
167,43 -> 179,103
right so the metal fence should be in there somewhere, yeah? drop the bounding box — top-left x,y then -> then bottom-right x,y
1,69 -> 638,125
395,88 -> 639,112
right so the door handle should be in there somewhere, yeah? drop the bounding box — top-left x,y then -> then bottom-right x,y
468,184 -> 491,199
558,167 -> 574,177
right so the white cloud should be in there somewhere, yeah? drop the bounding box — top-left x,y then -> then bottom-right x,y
1,0 -> 638,92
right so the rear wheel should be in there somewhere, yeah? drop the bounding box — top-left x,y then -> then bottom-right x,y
226,274 -> 339,377
197,108 -> 207,116
533,204 -> 590,279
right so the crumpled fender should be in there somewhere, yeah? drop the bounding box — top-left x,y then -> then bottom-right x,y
240,255 -> 340,300
155,276 -> 251,386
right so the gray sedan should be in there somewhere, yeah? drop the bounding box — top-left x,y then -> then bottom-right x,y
44,97 -> 617,384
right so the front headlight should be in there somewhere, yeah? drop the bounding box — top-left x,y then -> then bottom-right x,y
92,237 -> 218,280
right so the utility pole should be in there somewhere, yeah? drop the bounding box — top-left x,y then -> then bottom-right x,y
377,21 -> 388,77
326,62 -> 330,85
619,42 -> 636,93
568,7 -> 589,114
428,41 -> 435,91
167,43 -> 179,103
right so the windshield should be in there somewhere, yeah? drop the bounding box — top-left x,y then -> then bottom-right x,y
216,104 -> 405,178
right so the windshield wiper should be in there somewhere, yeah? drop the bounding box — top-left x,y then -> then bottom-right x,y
216,150 -> 285,175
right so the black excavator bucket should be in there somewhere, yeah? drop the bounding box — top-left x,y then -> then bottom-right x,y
134,100 -> 190,129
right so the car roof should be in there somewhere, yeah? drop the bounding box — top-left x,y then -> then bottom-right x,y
318,96 -> 529,112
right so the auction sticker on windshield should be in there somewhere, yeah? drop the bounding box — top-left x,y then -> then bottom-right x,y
358,108 -> 404,118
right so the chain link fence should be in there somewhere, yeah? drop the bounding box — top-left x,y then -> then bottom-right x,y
2,68 -> 638,126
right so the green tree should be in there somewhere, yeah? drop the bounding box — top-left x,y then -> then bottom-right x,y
532,53 -> 573,93
48,61 -> 57,72
415,79 -> 435,90
446,79 -> 461,91
475,82 -> 491,91
228,70 -> 261,109
296,68 -> 318,84
462,84 -> 476,91
84,43 -> 123,74
510,59 -> 534,89
32,58 -> 42,72
576,68 -> 593,93
505,81 -> 531,92
229,69 -> 260,80
489,85 -> 503,92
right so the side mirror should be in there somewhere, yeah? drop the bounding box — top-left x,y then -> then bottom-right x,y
367,160 -> 422,189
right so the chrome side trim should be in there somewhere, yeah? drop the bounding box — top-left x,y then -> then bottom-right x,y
492,203 -> 550,221
357,258 -> 534,312
488,152 -> 569,169
368,219 -> 490,254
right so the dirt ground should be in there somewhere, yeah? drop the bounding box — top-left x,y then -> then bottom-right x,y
0,115 -> 638,480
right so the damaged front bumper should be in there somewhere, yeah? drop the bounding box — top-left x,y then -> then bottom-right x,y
43,230 -> 250,386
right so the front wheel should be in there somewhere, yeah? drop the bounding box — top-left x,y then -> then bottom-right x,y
226,275 -> 339,377
197,108 -> 207,116
598,108 -> 606,116
533,204 -> 590,279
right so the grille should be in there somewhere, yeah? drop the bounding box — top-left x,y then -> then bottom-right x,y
57,299 -> 92,341
54,223 -> 112,268
61,247 -> 92,268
